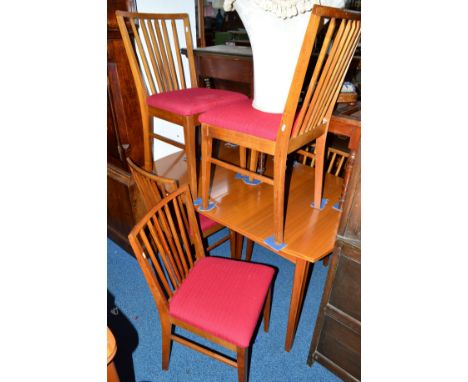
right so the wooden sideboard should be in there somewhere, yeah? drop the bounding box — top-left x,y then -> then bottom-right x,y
307,144 -> 361,381
107,0 -> 146,253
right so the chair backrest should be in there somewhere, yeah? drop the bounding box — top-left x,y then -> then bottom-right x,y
128,184 -> 205,316
279,6 -> 361,150
301,145 -> 350,177
127,157 -> 178,211
115,11 -> 198,104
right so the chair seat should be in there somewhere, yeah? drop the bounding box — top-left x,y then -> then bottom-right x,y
147,88 -> 248,116
199,99 -> 283,141
198,213 -> 219,232
169,257 -> 274,348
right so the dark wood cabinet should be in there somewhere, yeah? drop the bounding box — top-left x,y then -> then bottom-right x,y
307,145 -> 361,381
107,0 -> 146,253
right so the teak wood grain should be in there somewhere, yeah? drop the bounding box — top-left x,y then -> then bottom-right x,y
128,185 -> 272,382
200,6 -> 361,244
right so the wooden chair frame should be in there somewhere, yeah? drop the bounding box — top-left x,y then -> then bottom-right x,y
201,6 -> 361,244
128,185 -> 272,382
127,157 -> 238,254
116,11 -> 201,198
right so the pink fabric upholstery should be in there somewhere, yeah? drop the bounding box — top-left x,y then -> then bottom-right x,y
199,99 -> 283,141
146,88 -> 248,116
198,214 -> 218,232
169,257 -> 274,348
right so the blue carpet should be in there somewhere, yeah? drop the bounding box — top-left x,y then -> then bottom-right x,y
107,230 -> 342,382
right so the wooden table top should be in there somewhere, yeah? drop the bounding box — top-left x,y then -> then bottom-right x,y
155,146 -> 342,263
196,164 -> 343,263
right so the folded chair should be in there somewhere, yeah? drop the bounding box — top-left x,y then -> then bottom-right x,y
116,12 -> 248,198
128,184 -> 274,382
128,157 -> 245,256
200,6 -> 361,246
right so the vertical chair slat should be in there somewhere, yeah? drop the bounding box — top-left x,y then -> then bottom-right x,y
314,19 -> 357,127
130,17 -> 157,95
163,203 -> 190,278
304,17 -> 348,134
161,19 -> 179,91
335,154 -> 346,176
142,18 -> 165,93
147,19 -> 169,92
294,17 -> 336,137
152,211 -> 186,282
309,19 -> 358,134
153,19 -> 174,92
139,19 -> 160,91
171,19 -> 186,89
139,229 -> 174,298
172,196 -> 194,269
147,218 -> 181,289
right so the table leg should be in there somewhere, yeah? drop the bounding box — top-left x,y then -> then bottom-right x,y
285,258 -> 310,352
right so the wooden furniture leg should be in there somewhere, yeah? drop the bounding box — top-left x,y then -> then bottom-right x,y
245,239 -> 254,262
143,113 -> 153,172
237,347 -> 249,382
183,119 -> 198,198
248,150 -> 259,182
229,230 -> 238,259
285,259 -> 310,352
313,134 -> 326,209
201,127 -> 213,210
235,233 -> 244,260
263,287 -> 272,332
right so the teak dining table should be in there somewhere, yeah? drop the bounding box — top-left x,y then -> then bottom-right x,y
154,148 -> 343,351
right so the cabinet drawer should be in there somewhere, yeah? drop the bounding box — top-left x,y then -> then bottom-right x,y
329,246 -> 361,321
317,315 -> 361,380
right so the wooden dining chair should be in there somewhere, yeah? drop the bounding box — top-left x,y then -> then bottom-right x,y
127,157 -> 242,255
116,12 -> 248,199
200,6 -> 361,247
128,184 -> 274,382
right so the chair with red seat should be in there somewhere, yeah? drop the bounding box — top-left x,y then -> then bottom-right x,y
200,6 -> 361,247
128,184 -> 274,382
116,12 -> 248,198
127,157 -> 243,256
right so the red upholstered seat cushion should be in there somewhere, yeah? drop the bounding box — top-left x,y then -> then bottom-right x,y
169,257 -> 274,348
199,99 -> 283,141
198,213 -> 218,232
146,88 -> 248,116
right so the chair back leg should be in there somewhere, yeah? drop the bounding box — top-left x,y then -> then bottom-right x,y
313,134 -> 327,209
201,126 -> 214,209
182,121 -> 198,198
263,287 -> 272,332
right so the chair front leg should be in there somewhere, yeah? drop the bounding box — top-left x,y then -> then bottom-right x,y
273,156 -> 287,244
201,125 -> 213,210
263,287 -> 272,332
313,134 -> 326,209
236,347 -> 249,382
161,320 -> 172,370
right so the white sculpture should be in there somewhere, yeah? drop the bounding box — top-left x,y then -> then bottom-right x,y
224,0 -> 345,113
